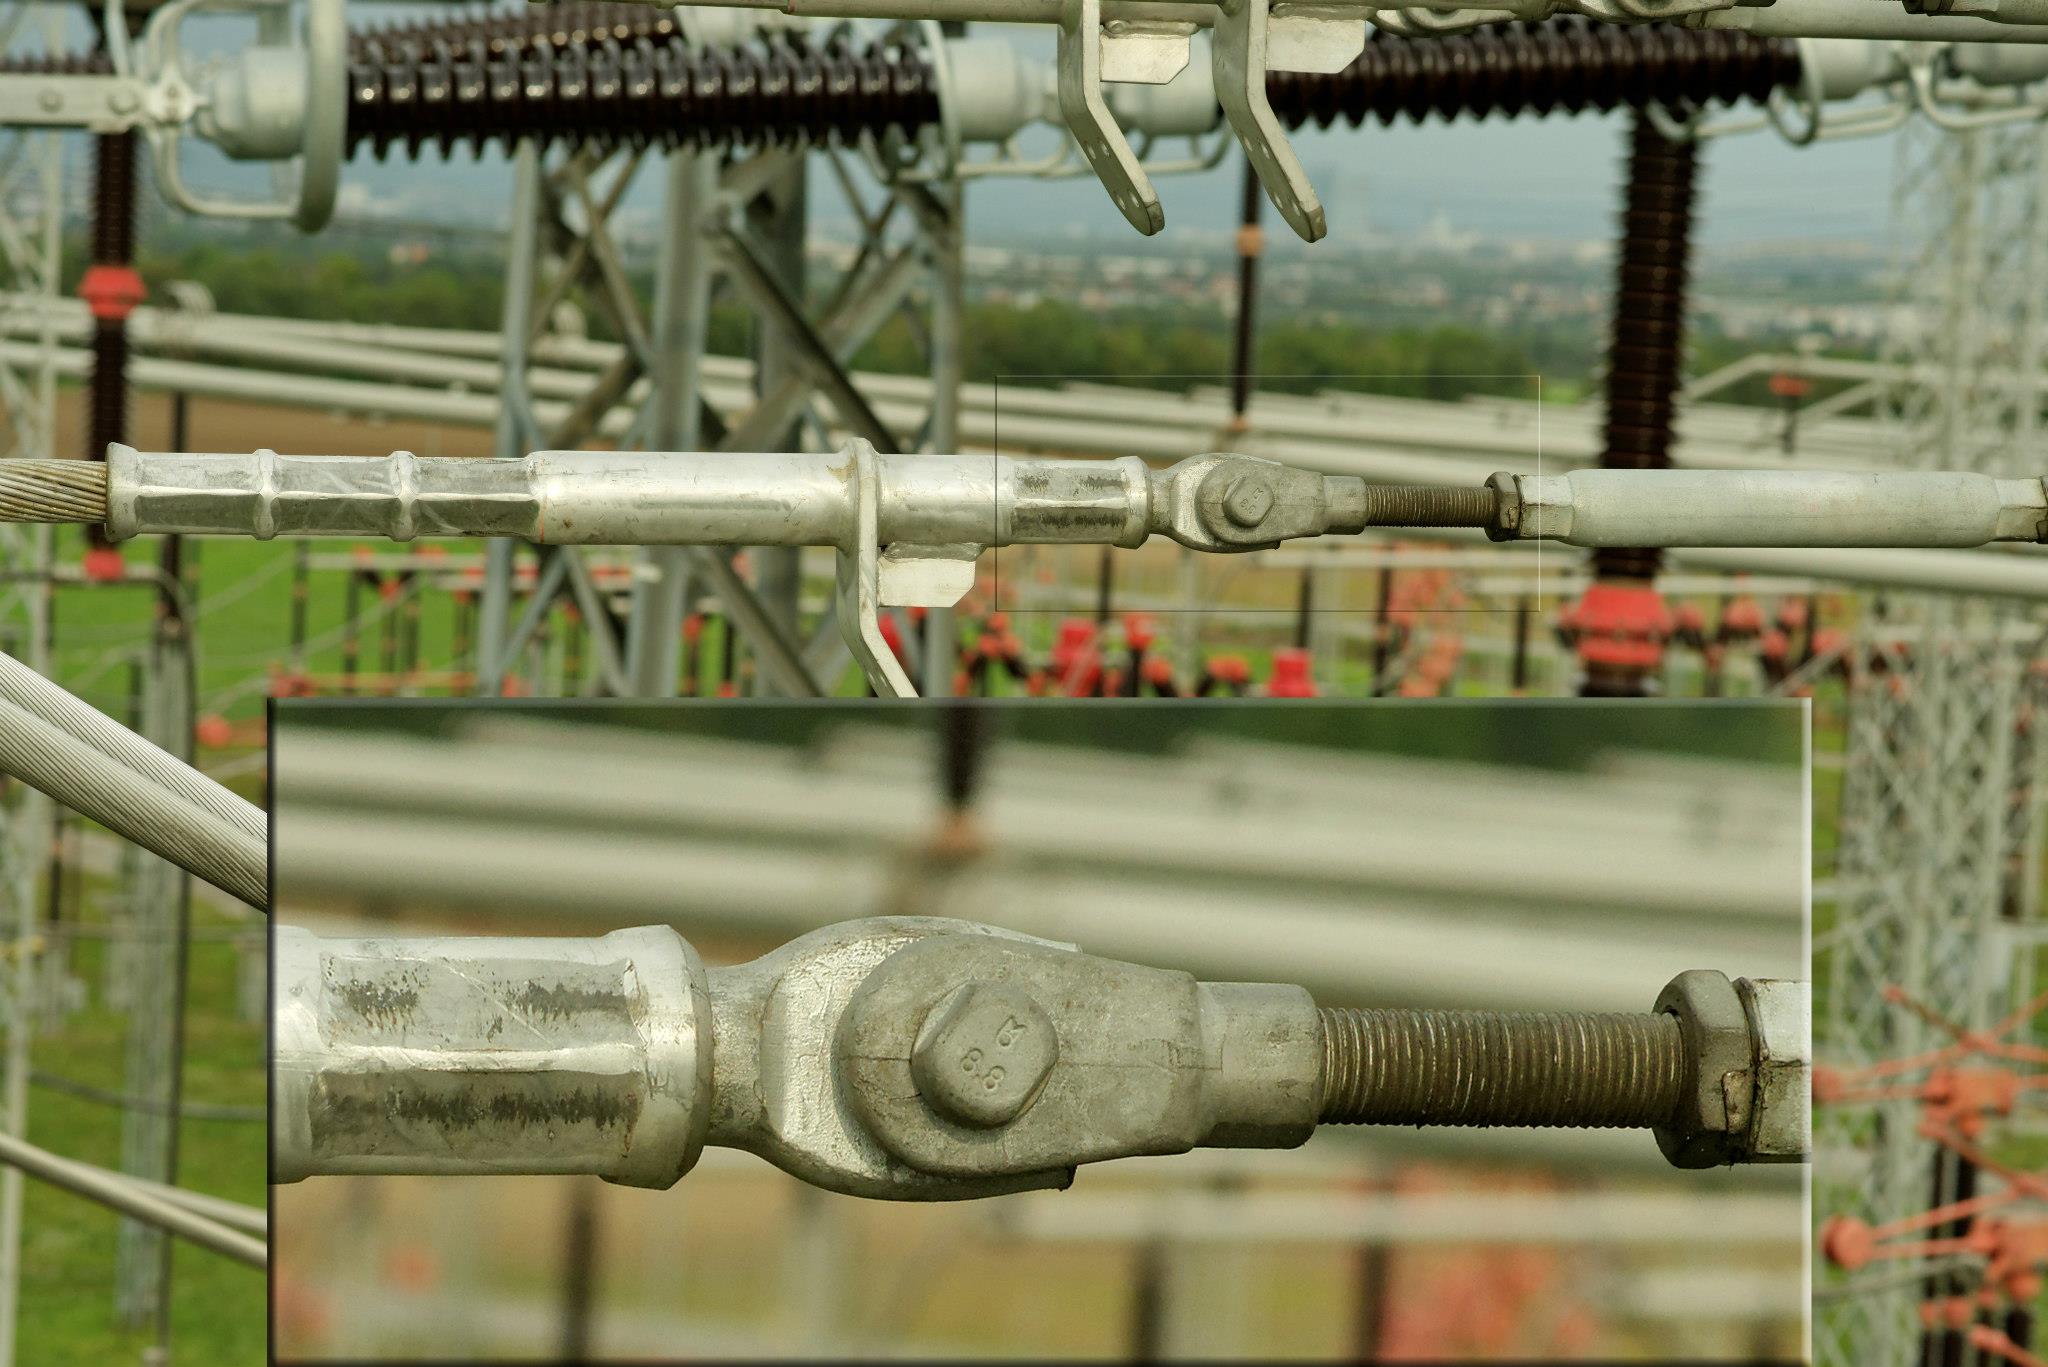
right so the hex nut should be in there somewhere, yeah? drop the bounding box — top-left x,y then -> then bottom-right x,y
1483,472 -> 1521,541
1652,969 -> 1753,1170
910,982 -> 1059,1129
1513,474 -> 1576,542
1736,977 -> 1811,1162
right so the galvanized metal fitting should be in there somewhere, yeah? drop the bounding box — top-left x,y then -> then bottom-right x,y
835,928 -> 1321,1183
1151,453 -> 1368,551
1482,468 -> 2048,549
273,919 -> 1807,1197
270,924 -> 713,1188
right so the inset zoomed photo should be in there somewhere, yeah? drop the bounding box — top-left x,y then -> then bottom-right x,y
268,700 -> 1810,1362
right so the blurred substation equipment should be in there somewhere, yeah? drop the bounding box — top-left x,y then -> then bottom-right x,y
0,0 -> 2042,1360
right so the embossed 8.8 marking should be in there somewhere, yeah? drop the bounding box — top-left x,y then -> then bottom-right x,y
911,985 -> 1059,1129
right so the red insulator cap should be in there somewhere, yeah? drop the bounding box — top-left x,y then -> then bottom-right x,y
81,546 -> 125,582
195,715 -> 234,749
1720,596 -> 1764,636
1819,1216 -> 1878,1271
1267,647 -> 1318,698
78,264 -> 146,322
1570,583 -> 1672,671
1052,619 -> 1096,659
1123,613 -> 1156,652
1209,654 -> 1250,685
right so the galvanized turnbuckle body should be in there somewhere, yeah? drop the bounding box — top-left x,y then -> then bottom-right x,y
273,916 -> 1810,1196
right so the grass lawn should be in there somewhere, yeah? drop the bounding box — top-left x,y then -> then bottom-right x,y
17,878 -> 265,1365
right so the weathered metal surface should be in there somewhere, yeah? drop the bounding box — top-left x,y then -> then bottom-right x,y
837,933 -> 1320,1178
270,925 -> 710,1188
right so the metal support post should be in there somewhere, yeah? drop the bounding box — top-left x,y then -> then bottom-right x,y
0,5 -> 63,1355
747,159 -> 810,692
920,181 -> 966,698
476,142 -> 544,696
625,153 -> 718,697
1818,120 -> 2048,1367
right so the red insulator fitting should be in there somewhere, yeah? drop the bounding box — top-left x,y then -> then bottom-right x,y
1819,1215 -> 1878,1272
1672,602 -> 1707,652
78,263 -> 145,322
1570,582 -> 1671,673
1049,619 -> 1101,697
1719,595 -> 1764,644
1123,613 -> 1156,653
81,545 -> 125,582
1266,647 -> 1318,698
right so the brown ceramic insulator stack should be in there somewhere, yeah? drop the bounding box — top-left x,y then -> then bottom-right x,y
348,25 -> 939,159
1596,112 -> 1698,587
1267,19 -> 1798,129
10,18 -> 1799,157
346,2 -> 684,59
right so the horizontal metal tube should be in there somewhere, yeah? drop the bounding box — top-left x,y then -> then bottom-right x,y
271,925 -> 712,1188
106,445 -> 1154,549
0,1131 -> 266,1268
1504,469 -> 2048,547
1692,0 -> 2048,43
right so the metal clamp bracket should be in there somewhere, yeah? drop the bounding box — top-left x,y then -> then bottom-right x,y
1213,0 -> 1359,241
1059,0 -> 1168,233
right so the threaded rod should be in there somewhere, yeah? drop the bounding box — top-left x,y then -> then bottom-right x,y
1361,484 -> 1498,529
1318,1006 -> 1685,1129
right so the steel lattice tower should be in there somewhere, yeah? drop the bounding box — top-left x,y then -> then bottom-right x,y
0,6 -> 63,1361
1818,120 -> 2048,1367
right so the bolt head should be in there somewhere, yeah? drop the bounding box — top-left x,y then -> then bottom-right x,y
1221,475 -> 1275,529
910,982 -> 1057,1129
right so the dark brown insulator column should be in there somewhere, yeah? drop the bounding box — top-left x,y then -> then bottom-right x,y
1228,154 -> 1264,429
1266,20 -> 1797,130
1575,112 -> 1697,697
81,129 -> 141,568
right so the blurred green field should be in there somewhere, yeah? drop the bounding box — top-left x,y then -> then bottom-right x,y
19,877 -> 264,1366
